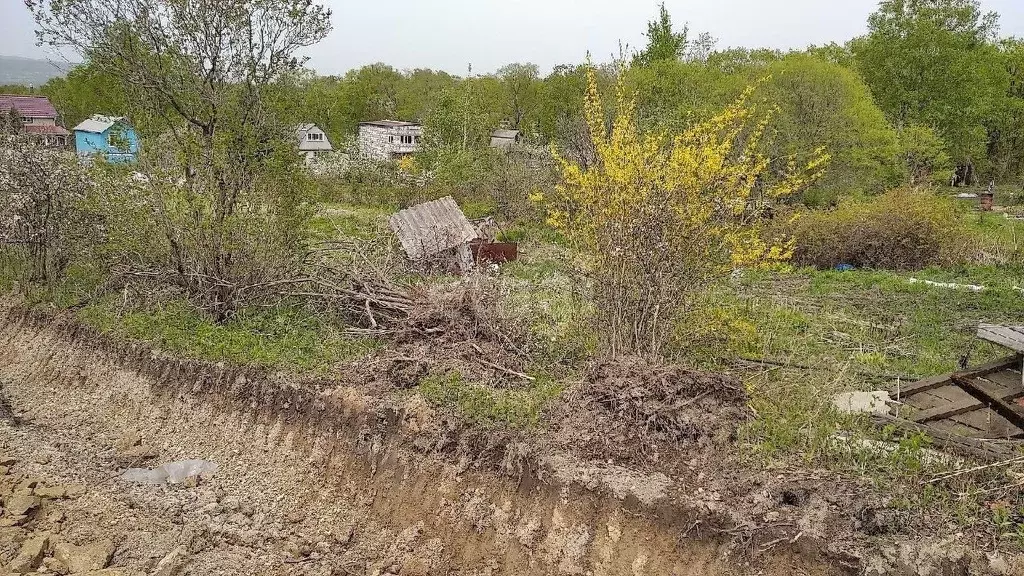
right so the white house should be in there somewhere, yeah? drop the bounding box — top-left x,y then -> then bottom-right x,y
296,123 -> 333,163
357,120 -> 422,161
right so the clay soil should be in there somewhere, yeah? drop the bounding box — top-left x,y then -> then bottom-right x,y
0,307 -> 1020,575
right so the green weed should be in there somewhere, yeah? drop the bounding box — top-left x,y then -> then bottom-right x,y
417,370 -> 563,427
78,298 -> 378,372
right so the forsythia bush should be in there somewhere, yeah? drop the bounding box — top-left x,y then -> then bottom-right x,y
545,67 -> 827,357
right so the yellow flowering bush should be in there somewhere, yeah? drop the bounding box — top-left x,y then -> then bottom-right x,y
547,67 -> 828,357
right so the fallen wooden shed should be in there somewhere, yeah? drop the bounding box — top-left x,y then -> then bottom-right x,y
388,196 -> 519,270
388,196 -> 479,269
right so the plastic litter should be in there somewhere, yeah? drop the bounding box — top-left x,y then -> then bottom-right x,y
832,391 -> 891,415
834,263 -> 855,272
120,459 -> 218,485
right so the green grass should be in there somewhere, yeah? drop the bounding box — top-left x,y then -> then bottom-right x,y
78,298 -> 378,372
655,265 -> 1024,475
417,370 -> 563,427
310,203 -> 393,241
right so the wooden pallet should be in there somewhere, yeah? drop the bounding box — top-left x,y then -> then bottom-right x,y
892,355 -> 1024,439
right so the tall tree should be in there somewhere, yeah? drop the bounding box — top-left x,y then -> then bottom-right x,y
28,0 -> 332,320
339,64 -> 403,131
761,53 -> 901,204
852,0 -> 1007,181
497,63 -> 540,132
987,39 -> 1024,182
41,62 -> 127,129
632,3 -> 688,67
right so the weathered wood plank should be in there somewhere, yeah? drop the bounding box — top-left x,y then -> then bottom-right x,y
953,376 -> 1024,433
917,366 -> 1024,422
953,407 -> 1019,438
872,414 -> 1018,462
978,324 -> 1024,353
893,356 -> 1021,398
911,376 -> 1023,423
982,368 -> 1024,390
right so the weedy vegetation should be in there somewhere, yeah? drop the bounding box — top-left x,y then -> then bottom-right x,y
4,0 -> 1024,549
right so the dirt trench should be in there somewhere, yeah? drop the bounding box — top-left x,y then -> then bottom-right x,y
0,310 -> 846,575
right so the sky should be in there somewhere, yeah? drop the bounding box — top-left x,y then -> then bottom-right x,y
3,0 -> 1024,76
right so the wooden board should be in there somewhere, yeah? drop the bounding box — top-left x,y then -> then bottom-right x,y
892,355 -> 1020,397
978,324 -> 1024,353
954,376 -> 1024,433
911,375 -> 1023,423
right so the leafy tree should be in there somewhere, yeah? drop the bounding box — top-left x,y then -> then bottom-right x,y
805,43 -> 855,68
626,59 -> 747,134
760,53 -> 901,204
28,0 -> 332,320
397,68 -> 458,124
537,64 -> 589,141
497,63 -> 541,133
852,0 -> 1007,178
987,38 -> 1024,182
0,85 -> 37,95
705,48 -> 782,73
632,3 -> 688,67
338,64 -> 403,132
41,62 -> 128,129
897,124 -> 954,185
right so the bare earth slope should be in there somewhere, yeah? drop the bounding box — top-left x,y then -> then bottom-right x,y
0,307 -> 1018,575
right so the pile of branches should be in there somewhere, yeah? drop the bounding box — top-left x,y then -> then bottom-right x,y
283,275 -> 415,336
290,271 -> 536,388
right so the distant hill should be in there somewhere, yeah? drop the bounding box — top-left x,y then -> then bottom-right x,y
0,55 -> 75,87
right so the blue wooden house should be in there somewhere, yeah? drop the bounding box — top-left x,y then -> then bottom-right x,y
73,115 -> 140,162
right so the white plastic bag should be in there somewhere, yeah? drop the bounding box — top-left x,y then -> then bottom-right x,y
121,459 -> 218,485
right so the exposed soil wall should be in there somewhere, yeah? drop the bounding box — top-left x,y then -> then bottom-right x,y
0,307 -> 1012,575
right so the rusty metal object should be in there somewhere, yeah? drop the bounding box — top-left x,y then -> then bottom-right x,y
980,192 -> 994,211
470,240 -> 518,264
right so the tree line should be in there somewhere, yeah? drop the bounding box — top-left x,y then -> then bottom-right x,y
23,0 -> 1024,206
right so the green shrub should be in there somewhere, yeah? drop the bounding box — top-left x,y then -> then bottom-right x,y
785,189 -> 971,270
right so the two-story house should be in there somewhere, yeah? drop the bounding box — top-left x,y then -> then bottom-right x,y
357,120 -> 422,161
0,94 -> 70,146
296,123 -> 333,164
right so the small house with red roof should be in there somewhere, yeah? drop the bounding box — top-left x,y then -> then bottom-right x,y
0,94 -> 69,147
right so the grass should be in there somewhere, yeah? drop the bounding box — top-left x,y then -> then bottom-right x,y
417,370 -> 563,428
77,298 -> 378,372
309,203 -> 393,241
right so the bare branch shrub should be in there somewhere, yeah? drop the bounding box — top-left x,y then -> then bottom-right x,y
485,145 -> 556,221
28,0 -> 332,321
0,112 -> 96,284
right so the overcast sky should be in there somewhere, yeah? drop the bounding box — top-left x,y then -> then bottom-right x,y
3,0 -> 1024,76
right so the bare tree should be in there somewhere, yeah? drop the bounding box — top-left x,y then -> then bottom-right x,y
26,0 -> 333,320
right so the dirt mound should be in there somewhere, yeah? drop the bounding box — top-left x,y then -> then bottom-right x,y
550,358 -> 751,464
588,358 -> 750,438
